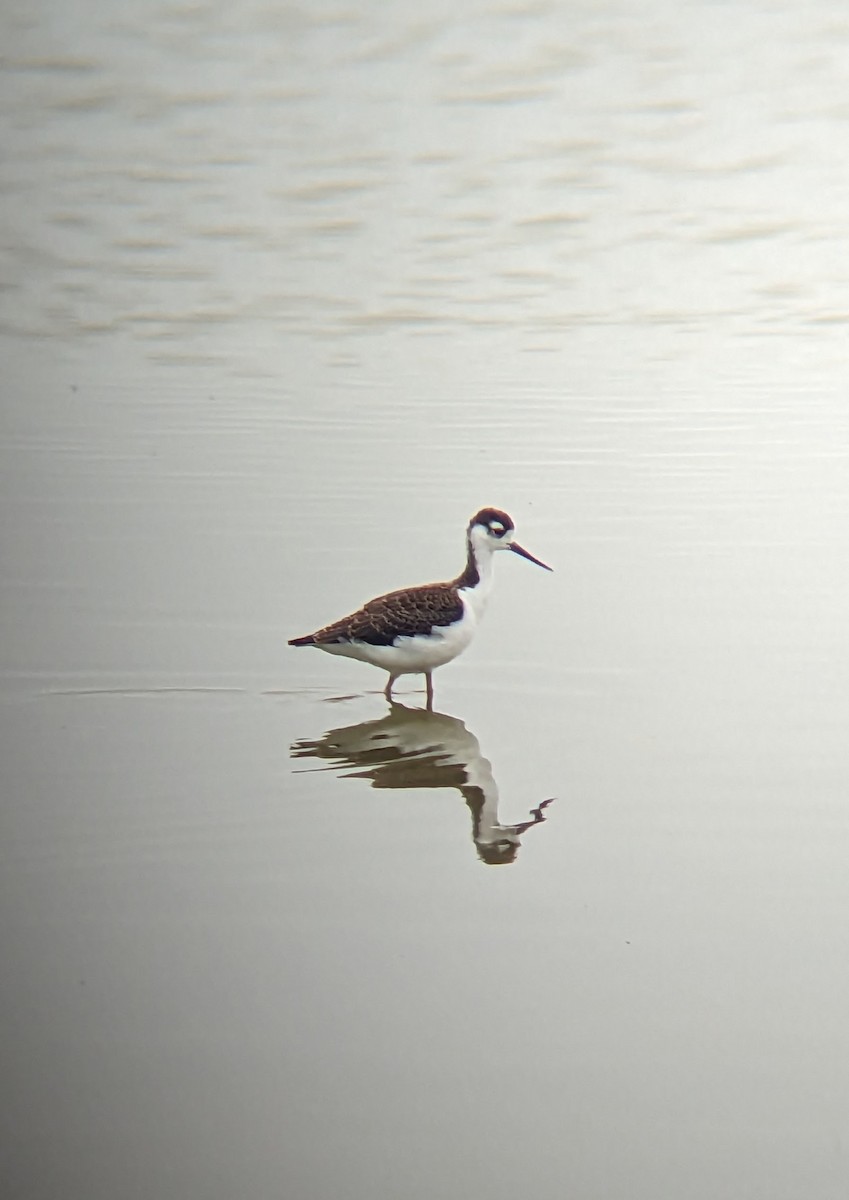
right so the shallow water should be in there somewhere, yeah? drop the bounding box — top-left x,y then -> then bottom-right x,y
4,1 -> 849,1197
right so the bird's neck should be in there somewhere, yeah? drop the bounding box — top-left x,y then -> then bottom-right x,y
454,538 -> 495,615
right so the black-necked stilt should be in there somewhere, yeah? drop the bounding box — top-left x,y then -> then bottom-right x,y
288,507 -> 552,706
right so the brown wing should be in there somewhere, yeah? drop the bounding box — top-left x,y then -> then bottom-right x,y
294,584 -> 464,647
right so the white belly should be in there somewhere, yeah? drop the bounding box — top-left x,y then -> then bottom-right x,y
319,608 -> 476,675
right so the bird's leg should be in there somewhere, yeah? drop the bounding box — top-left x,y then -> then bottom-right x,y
384,674 -> 398,701
425,672 -> 434,710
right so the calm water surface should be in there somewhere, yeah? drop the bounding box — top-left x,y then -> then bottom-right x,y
4,1 -> 849,1197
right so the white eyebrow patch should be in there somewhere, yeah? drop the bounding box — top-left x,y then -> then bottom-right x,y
490,521 -> 504,533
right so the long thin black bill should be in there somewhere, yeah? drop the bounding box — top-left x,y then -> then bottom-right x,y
510,541 -> 553,571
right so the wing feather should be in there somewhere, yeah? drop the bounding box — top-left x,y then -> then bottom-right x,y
308,585 -> 463,647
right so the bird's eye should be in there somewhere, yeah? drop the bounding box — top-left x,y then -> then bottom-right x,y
490,522 -> 505,537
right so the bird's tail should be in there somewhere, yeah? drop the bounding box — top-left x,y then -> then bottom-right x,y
288,634 -> 316,647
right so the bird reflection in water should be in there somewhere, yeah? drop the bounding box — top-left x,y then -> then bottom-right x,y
291,703 -> 553,865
